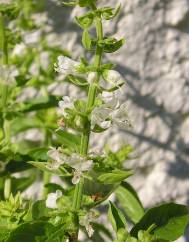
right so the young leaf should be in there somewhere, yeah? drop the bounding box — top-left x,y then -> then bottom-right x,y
67,74 -> 89,87
98,169 -> 133,184
108,201 -> 127,233
75,12 -> 94,29
78,0 -> 96,7
101,4 -> 121,20
55,129 -> 81,151
98,38 -> 125,53
7,221 -> 54,242
115,182 -> 144,224
32,200 -> 49,220
62,0 -> 77,6
131,203 -> 189,241
11,175 -> 36,194
82,29 -> 91,50
113,228 -> 128,242
18,95 -> 58,113
28,147 -> 49,161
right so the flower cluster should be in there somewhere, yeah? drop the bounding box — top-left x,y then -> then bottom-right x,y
47,147 -> 93,184
79,210 -> 98,237
55,55 -> 131,132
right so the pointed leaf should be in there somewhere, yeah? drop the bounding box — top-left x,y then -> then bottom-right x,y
131,203 -> 189,241
82,29 -> 91,50
98,169 -> 133,184
115,182 -> 144,223
108,202 -> 127,233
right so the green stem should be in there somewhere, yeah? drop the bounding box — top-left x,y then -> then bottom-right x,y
4,177 -> 11,199
71,5 -> 104,242
0,13 -> 11,197
0,13 -> 8,65
0,13 -> 9,143
42,128 -> 52,199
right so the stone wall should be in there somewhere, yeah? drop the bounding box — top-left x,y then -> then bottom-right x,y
45,0 -> 189,240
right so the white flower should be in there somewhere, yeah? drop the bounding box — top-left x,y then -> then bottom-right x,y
47,147 -> 65,169
101,70 -> 124,89
87,72 -> 98,84
12,43 -> 26,56
91,106 -> 111,129
112,102 -> 132,129
80,210 -> 97,237
58,96 -> 74,117
54,56 -> 80,75
46,149 -> 93,183
46,190 -> 62,209
24,30 -> 41,45
69,153 -> 93,184
0,65 -> 18,86
47,147 -> 62,163
91,94 -> 119,130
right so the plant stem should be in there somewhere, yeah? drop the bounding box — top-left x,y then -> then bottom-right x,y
0,13 -> 8,65
0,12 -> 9,142
0,13 -> 12,198
4,177 -> 11,199
43,127 -> 52,199
71,5 -> 104,242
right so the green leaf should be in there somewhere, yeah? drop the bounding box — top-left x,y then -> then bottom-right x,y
131,203 -> 189,241
28,147 -> 49,161
98,38 -> 125,53
55,129 -> 81,151
18,95 -> 58,113
82,29 -> 91,50
28,161 -> 61,176
101,4 -> 121,20
108,202 -> 127,233
0,153 -> 32,176
7,221 -> 54,242
114,228 -> 128,242
67,74 -> 89,87
115,182 -> 144,223
11,175 -> 36,194
62,0 -> 77,6
92,222 -> 113,240
78,0 -> 96,7
32,200 -> 49,220
75,12 -> 94,29
11,117 -> 43,135
98,169 -> 133,184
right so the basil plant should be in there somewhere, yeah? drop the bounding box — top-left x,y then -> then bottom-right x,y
0,0 -> 188,242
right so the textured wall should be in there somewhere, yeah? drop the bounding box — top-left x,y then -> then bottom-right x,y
45,0 -> 189,241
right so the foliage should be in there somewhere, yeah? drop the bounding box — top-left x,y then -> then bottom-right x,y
0,0 -> 188,242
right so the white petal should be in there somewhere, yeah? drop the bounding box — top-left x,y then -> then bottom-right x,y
81,159 -> 93,171
105,70 -> 123,85
86,224 -> 94,238
87,72 -> 97,84
55,56 -> 80,75
100,120 -> 111,129
58,96 -> 74,116
12,43 -> 26,56
46,190 -> 62,209
72,170 -> 82,184
47,147 -> 63,163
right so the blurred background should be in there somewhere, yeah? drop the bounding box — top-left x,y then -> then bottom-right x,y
2,0 -> 189,241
